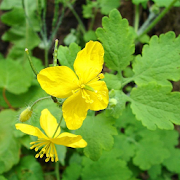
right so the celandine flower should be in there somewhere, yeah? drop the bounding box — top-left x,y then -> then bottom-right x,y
15,109 -> 87,162
37,41 -> 109,130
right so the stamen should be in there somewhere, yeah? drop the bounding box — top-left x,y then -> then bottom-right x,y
45,157 -> 50,162
81,89 -> 93,104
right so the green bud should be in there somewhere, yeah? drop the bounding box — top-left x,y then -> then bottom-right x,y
150,4 -> 160,15
19,107 -> 32,122
109,98 -> 118,108
109,89 -> 115,98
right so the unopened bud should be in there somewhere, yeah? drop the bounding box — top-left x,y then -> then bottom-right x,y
109,98 -> 118,108
19,107 -> 32,122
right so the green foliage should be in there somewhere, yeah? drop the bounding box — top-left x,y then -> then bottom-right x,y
133,32 -> 180,86
130,83 -> 180,130
58,43 -> 81,70
96,9 -> 135,72
1,0 -> 180,179
76,112 -> 117,161
0,110 -> 20,174
4,156 -> 44,180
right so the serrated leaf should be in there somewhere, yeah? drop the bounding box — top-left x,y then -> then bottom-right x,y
106,90 -> 128,118
114,134 -> 135,161
81,153 -> 132,180
5,155 -> 44,180
163,148 -> 180,173
96,9 -> 135,72
148,165 -> 162,179
58,43 -> 81,70
0,59 -> 32,94
76,112 -> 117,161
98,0 -> 120,15
0,110 -> 20,174
133,136 -> 170,170
133,32 -> 180,86
130,83 -> 180,130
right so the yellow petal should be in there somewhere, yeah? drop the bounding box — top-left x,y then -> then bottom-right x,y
15,123 -> 47,139
40,109 -> 61,138
37,66 -> 79,98
87,81 -> 109,111
73,41 -> 104,84
62,91 -> 88,130
52,132 -> 87,148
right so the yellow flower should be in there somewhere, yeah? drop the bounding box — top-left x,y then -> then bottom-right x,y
37,41 -> 109,130
15,109 -> 87,162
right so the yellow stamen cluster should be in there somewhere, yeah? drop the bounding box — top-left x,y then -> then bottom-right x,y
30,139 -> 58,162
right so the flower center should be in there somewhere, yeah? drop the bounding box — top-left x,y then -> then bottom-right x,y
30,139 -> 58,162
72,73 -> 105,103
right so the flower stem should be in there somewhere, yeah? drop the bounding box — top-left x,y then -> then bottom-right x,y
25,48 -> 38,76
52,115 -> 63,138
137,0 -> 178,39
53,39 -> 59,66
31,96 -> 51,109
55,161 -> 60,180
134,4 -> 140,33
67,3 -> 86,34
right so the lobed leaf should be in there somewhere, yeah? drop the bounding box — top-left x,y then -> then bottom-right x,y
133,32 -> 180,86
0,110 -> 20,174
58,43 -> 81,70
130,83 -> 180,130
0,59 -> 32,94
96,9 -> 135,72
76,112 -> 117,161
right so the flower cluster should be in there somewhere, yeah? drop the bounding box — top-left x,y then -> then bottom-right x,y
15,41 -> 109,162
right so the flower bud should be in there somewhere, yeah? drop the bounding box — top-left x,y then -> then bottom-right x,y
109,98 -> 118,108
19,107 -> 32,122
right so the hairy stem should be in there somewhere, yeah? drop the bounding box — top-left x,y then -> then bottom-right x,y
134,4 -> 140,33
25,48 -> 38,76
138,0 -> 178,39
55,162 -> 60,180
67,3 -> 86,34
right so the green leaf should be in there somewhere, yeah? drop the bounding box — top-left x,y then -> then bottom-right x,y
133,32 -> 180,86
81,153 -> 132,180
62,163 -> 81,180
153,0 -> 180,7
96,9 -> 135,72
0,0 -> 22,10
163,148 -> 180,173
97,0 -> 120,15
58,42 -> 81,70
104,73 -> 121,90
83,30 -> 97,42
5,155 -> 44,180
1,8 -> 25,26
132,0 -> 148,8
0,110 -> 20,174
106,90 -> 128,118
130,83 -> 180,130
148,165 -> 162,179
76,112 -> 117,161
114,134 -> 135,161
0,176 -> 7,180
0,59 -> 32,94
0,85 -> 47,108
133,135 -> 170,170
56,145 -> 67,166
